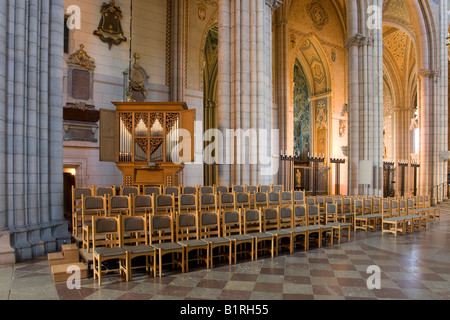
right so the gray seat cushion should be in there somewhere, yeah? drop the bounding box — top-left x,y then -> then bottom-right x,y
201,237 -> 231,245
94,247 -> 126,257
123,245 -> 155,254
178,239 -> 209,248
152,242 -> 184,251
248,232 -> 273,240
224,234 -> 253,242
266,229 -> 292,236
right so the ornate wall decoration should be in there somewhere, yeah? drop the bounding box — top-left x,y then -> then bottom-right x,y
93,0 -> 127,50
339,120 -> 346,137
293,61 -> 311,158
67,44 -> 96,70
198,3 -> 207,21
315,100 -> 328,129
307,0 -> 329,31
126,53 -> 149,102
384,30 -> 407,71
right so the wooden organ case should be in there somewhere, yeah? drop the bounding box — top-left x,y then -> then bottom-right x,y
109,102 -> 195,187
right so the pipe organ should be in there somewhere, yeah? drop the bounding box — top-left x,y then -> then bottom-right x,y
113,102 -> 195,187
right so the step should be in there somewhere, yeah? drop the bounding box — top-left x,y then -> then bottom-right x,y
51,262 -> 88,283
61,244 -> 80,262
47,252 -> 66,267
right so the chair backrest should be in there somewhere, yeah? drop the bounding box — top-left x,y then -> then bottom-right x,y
199,211 -> 221,238
222,209 -> 242,236
263,207 -> 279,230
182,186 -> 198,195
306,197 -> 316,206
232,185 -> 246,193
73,187 -> 94,213
149,213 -> 174,244
108,195 -> 131,216
247,185 -> 257,194
121,186 -> 139,197
175,211 -> 198,242
307,204 -> 319,217
326,203 -> 337,224
164,186 -> 179,197
143,186 -> 160,196
200,186 -> 214,194
279,206 -> 293,228
364,198 -> 372,214
96,186 -> 115,198
92,216 -> 120,248
293,191 -> 305,204
243,208 -> 262,234
390,199 -> 399,216
219,192 -> 236,210
254,192 -> 268,208
407,198 -> 415,213
235,192 -> 250,209
120,215 -> 148,246
372,198 -> 381,213
199,193 -> 217,212
259,185 -> 271,193
216,186 -> 229,195
82,195 -> 107,216
281,191 -> 293,205
354,199 -> 363,215
316,196 -> 325,207
382,200 -> 391,217
343,196 -> 352,212
178,194 -> 198,213
272,185 -> 283,193
133,195 -> 153,216
268,191 -> 280,207
154,194 -> 175,214
293,204 -> 307,227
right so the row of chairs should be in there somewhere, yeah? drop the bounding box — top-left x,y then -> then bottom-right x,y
71,189 -> 305,236
87,200 -> 355,285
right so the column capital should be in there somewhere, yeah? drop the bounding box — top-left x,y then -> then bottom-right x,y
266,0 -> 283,11
345,33 -> 373,49
417,69 -> 439,79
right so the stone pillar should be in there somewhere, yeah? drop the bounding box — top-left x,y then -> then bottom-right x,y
217,0 -> 281,186
0,0 -> 70,264
345,0 -> 384,196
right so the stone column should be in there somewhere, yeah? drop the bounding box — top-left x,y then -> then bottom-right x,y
0,0 -> 70,264
217,0 -> 281,186
345,0 -> 384,196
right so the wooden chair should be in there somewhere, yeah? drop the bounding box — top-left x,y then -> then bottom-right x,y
305,204 -> 322,249
235,192 -> 251,210
154,194 -> 176,215
175,210 -> 209,272
132,195 -> 153,217
149,212 -> 185,277
81,195 -> 107,252
316,196 -> 326,214
198,211 -> 232,268
405,198 -> 427,232
263,207 -> 279,231
222,209 -> 254,264
92,216 -> 129,285
381,200 -> 406,237
242,208 -> 274,260
325,204 -> 351,244
354,198 -> 377,232
71,186 -> 94,236
265,206 -> 294,256
107,195 -> 132,217
352,199 -> 364,230
120,215 -> 156,280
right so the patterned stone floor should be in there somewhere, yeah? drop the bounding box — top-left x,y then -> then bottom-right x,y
1,203 -> 450,304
